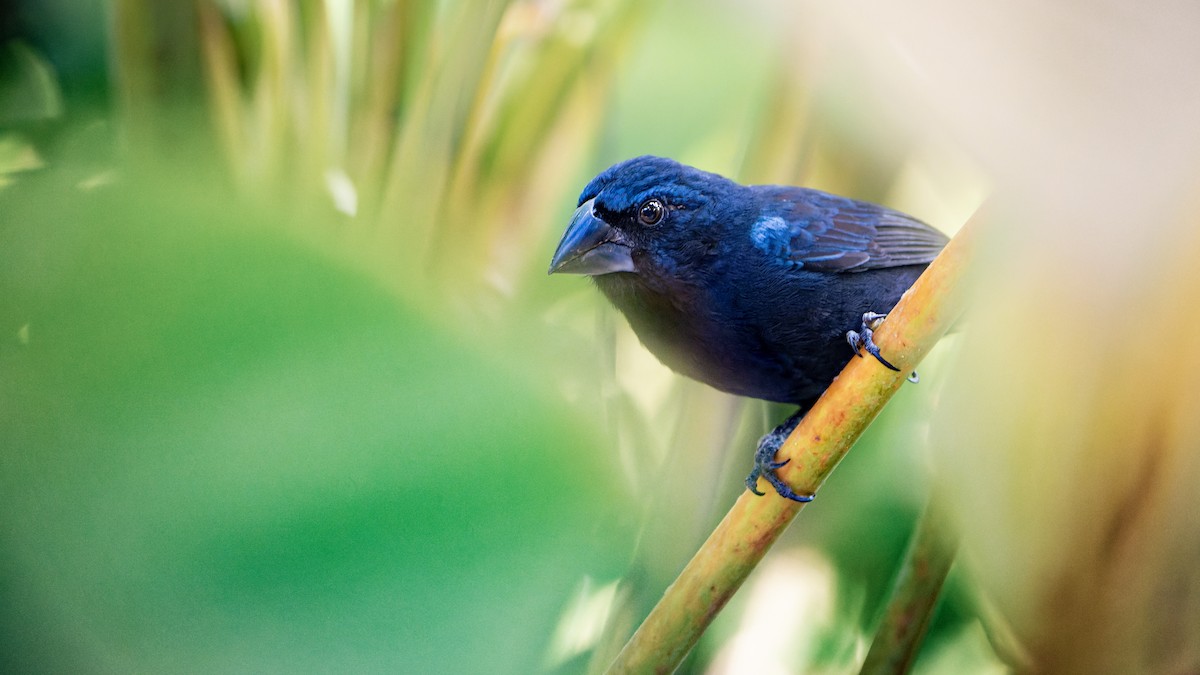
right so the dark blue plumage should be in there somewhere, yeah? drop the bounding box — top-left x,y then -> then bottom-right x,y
549,156 -> 948,500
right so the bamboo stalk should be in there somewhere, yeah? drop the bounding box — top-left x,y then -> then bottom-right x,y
605,210 -> 979,674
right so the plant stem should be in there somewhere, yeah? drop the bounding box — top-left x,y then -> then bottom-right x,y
604,212 -> 979,674
859,492 -> 959,675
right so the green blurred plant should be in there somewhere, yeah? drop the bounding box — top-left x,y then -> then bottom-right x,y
1,166 -> 638,673
184,0 -> 643,309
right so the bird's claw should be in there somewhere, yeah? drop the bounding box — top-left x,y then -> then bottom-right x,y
846,311 -> 900,372
745,412 -> 814,502
744,469 -> 766,496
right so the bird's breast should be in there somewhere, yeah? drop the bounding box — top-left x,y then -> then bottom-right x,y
593,271 -> 822,404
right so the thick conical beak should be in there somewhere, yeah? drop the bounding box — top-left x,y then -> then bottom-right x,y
547,198 -> 634,276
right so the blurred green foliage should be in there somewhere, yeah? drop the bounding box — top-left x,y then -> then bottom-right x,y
0,1 -> 994,672
0,167 -> 635,673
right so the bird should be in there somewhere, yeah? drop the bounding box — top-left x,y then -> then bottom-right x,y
548,156 -> 948,501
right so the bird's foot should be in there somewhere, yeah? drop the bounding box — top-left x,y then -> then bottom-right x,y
846,311 -> 901,372
744,411 -> 814,502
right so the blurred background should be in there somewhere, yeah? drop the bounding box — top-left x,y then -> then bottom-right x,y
2,1 -> 1199,673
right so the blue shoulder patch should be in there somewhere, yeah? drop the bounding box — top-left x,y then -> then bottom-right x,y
750,216 -> 793,262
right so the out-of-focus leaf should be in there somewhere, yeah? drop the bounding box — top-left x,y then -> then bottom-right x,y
0,168 -> 634,673
0,41 -> 64,124
0,133 -> 44,185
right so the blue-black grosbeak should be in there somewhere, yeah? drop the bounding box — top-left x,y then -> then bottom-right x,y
549,156 -> 948,501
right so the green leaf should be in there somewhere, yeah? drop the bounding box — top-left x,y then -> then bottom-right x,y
0,170 -> 633,673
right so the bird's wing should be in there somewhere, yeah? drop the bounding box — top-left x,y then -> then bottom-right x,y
751,187 -> 949,273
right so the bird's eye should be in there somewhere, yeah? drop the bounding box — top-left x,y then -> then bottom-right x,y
637,199 -> 665,226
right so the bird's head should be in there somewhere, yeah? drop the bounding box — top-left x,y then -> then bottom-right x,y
548,156 -> 742,283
